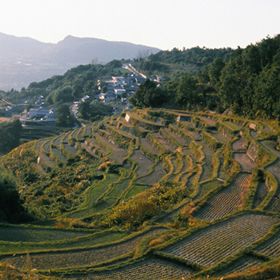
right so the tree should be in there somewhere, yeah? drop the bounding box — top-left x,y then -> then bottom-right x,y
121,91 -> 127,98
101,85 -> 108,93
0,174 -> 31,223
208,58 -> 225,87
77,100 -> 113,121
53,86 -> 74,103
56,104 -> 76,127
129,79 -> 167,108
175,74 -> 198,109
0,119 -> 22,154
78,101 -> 91,119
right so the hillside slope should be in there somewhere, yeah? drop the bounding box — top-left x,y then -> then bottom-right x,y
1,109 -> 280,279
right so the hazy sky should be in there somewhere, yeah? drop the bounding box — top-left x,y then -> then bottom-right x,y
1,0 -> 279,50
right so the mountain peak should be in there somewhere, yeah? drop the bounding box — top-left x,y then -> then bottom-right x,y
0,33 -> 160,90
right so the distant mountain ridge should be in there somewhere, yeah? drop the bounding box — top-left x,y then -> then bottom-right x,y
0,32 -> 160,90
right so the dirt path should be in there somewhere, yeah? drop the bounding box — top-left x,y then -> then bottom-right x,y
2,229 -> 166,270
43,140 -> 51,153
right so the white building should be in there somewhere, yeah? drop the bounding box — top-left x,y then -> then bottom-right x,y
28,107 -> 49,118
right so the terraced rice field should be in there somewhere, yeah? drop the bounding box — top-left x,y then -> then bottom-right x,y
1,228 -> 166,270
265,159 -> 280,212
65,258 -> 194,280
131,150 -> 154,177
53,133 -> 65,146
199,141 -> 214,182
253,182 -> 270,208
195,179 -> 224,200
4,109 -> 280,279
63,143 -> 78,154
214,256 -> 264,277
165,128 -> 189,145
136,161 -> 167,185
198,116 -> 216,126
96,133 -> 127,164
255,231 -> 280,258
261,140 -> 280,158
85,137 -> 108,155
140,137 -> 159,155
34,139 -> 55,168
232,138 -> 246,152
233,152 -> 255,171
208,130 -> 227,144
0,227 -> 92,242
195,173 -> 252,221
178,125 -> 201,140
51,146 -> 67,162
164,214 -> 279,267
151,133 -> 175,152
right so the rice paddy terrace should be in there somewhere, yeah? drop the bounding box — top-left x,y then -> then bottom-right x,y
2,108 -> 280,279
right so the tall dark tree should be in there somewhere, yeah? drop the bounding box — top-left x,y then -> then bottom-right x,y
56,104 -> 76,127
175,74 -> 198,109
129,79 -> 167,108
0,119 -> 22,154
78,101 -> 91,119
208,58 -> 225,87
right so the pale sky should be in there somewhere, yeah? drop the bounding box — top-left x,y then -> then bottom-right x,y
0,0 -> 279,50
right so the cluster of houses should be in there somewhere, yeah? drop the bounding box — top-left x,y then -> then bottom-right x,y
20,106 -> 56,127
20,95 -> 57,127
98,74 -> 147,103
5,64 -> 166,128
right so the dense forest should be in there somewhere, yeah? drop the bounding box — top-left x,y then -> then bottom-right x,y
131,34 -> 280,120
133,45 -> 235,76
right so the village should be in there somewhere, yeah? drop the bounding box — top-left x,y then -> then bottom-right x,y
10,64 -> 166,131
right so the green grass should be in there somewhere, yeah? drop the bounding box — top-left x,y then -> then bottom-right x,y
124,184 -> 148,199
223,121 -> 242,131
195,179 -> 224,200
0,230 -> 128,254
